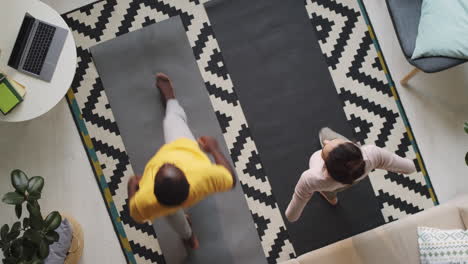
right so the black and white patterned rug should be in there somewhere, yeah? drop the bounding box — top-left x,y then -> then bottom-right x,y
62,0 -> 437,263
304,0 -> 435,222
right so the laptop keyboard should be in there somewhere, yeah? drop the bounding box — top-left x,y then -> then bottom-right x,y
22,22 -> 56,75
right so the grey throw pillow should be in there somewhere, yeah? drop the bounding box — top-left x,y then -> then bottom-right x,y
45,218 -> 73,264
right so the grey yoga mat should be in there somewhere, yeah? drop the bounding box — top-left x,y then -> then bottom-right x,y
90,16 -> 266,264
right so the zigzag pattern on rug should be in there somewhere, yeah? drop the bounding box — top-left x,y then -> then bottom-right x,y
305,0 -> 435,222
62,0 -> 436,262
63,0 -> 294,263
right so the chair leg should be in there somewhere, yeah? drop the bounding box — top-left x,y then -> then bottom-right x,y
400,67 -> 420,86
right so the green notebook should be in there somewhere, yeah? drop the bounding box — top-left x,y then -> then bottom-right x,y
0,74 -> 23,115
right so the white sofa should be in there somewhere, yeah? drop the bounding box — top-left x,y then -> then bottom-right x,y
282,195 -> 468,264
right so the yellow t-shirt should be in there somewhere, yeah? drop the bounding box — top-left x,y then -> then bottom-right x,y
129,138 -> 233,223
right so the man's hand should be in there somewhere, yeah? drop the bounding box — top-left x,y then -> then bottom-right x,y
198,136 -> 237,189
127,175 -> 142,199
198,136 -> 219,153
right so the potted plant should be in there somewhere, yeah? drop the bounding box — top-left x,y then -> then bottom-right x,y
0,169 -> 62,264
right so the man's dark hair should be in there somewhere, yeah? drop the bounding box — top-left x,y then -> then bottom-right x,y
324,142 -> 365,185
154,163 -> 190,206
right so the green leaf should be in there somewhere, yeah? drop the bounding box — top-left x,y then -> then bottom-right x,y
23,218 -> 30,229
29,216 -> 43,231
11,170 -> 28,194
27,201 -> 40,216
4,256 -> 17,264
7,222 -> 21,240
38,239 -> 49,259
9,222 -> 21,241
3,243 -> 11,256
23,229 -> 41,244
44,230 -> 59,244
15,204 -> 22,218
10,238 -> 23,258
27,192 -> 41,201
22,238 -> 37,259
6,230 -> 20,241
27,203 -> 43,230
44,212 -> 61,232
2,192 -> 25,205
31,259 -> 43,264
1,224 -> 9,240
464,122 -> 468,134
27,177 -> 44,196
1,242 -> 10,255
11,222 -> 21,233
28,200 -> 41,212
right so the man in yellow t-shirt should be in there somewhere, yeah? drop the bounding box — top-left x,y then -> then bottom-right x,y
127,73 -> 236,250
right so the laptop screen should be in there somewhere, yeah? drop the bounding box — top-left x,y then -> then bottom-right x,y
8,14 -> 36,69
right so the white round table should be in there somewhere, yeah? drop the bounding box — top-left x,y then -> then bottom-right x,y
0,0 -> 77,122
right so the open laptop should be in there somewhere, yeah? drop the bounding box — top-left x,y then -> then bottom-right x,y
8,13 -> 68,82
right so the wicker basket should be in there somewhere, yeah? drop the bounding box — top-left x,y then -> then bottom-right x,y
60,213 -> 84,264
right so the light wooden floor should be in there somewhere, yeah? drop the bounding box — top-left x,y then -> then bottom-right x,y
0,99 -> 126,263
363,0 -> 468,203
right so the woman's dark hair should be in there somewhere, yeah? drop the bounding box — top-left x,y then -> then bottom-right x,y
154,164 -> 190,206
324,142 -> 365,185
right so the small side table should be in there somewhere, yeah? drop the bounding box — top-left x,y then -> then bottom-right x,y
0,0 -> 77,122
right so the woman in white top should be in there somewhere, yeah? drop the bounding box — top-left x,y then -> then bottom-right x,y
285,127 -> 416,222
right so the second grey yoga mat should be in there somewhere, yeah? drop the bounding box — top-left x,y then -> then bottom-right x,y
205,0 -> 385,255
90,16 -> 266,264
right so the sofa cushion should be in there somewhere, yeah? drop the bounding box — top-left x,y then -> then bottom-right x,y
445,194 -> 468,229
296,239 -> 360,264
385,0 -> 466,73
418,227 -> 468,264
412,0 -> 468,60
281,259 -> 300,264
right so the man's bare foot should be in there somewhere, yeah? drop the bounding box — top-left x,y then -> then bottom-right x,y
319,191 -> 338,206
183,215 -> 199,250
183,233 -> 199,250
156,73 -> 175,102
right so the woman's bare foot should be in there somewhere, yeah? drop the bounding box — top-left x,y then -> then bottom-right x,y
183,215 -> 199,250
156,73 -> 175,102
319,191 -> 338,206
